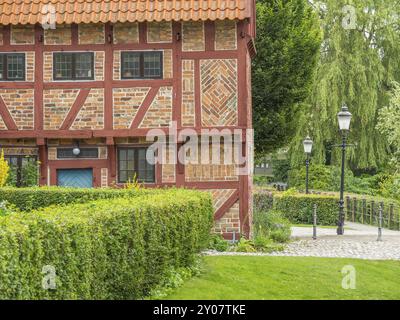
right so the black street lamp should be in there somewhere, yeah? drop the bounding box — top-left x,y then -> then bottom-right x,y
303,136 -> 313,194
337,104 -> 352,235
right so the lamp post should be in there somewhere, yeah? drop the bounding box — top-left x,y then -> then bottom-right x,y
337,104 -> 352,235
303,136 -> 313,194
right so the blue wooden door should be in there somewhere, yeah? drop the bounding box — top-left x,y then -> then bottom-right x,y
57,169 -> 93,188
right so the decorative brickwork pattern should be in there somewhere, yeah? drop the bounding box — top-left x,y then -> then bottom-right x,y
71,88 -> 104,130
78,24 -> 105,44
43,89 -> 80,130
182,22 -> 205,51
113,22 -> 139,44
139,86 -> 172,128
26,52 -> 35,82
0,89 -> 34,130
147,22 -> 172,43
113,87 -> 150,129
201,59 -> 238,126
11,25 -> 34,44
44,24 -> 72,45
163,49 -> 173,78
213,201 -> 240,236
215,20 -> 237,50
182,60 -> 195,127
95,51 -> 105,81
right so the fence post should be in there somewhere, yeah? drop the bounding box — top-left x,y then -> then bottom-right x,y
345,196 -> 351,221
362,198 -> 366,224
370,200 -> 375,225
377,203 -> 383,241
389,203 -> 394,230
352,197 -> 357,222
313,204 -> 317,240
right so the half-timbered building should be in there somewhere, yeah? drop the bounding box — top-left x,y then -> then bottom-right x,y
0,0 -> 256,239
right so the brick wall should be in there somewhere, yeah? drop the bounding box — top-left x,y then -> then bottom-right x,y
182,22 -> 205,51
139,87 -> 173,128
182,60 -> 196,127
78,24 -> 105,44
0,89 -> 34,130
44,24 -> 71,45
201,59 -> 238,126
113,22 -> 139,44
70,88 -> 104,130
113,87 -> 150,129
11,25 -> 34,44
43,89 -> 80,130
147,22 -> 172,43
215,20 -> 237,50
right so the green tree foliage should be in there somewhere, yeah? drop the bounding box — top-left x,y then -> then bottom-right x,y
290,0 -> 400,172
377,82 -> 400,170
253,0 -> 322,156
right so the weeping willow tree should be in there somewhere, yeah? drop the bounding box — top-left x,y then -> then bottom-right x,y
289,0 -> 400,173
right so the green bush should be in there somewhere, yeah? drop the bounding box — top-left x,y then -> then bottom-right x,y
253,189 -> 274,212
274,193 -> 338,226
208,234 -> 230,252
0,188 -> 213,299
253,209 -> 291,243
0,186 -> 151,211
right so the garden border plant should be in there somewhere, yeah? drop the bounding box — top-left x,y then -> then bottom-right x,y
0,188 -> 213,299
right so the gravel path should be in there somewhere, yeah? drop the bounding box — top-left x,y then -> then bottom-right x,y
205,223 -> 400,260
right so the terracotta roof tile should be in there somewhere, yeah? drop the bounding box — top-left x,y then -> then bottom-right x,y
0,0 -> 251,25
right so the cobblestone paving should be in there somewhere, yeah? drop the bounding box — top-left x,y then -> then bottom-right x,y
206,223 -> 400,260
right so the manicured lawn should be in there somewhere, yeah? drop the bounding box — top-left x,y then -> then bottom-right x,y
165,256 -> 400,300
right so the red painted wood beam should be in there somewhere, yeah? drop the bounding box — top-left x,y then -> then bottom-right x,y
0,96 -> 18,130
204,21 -> 215,52
104,22 -> 114,131
181,51 -> 238,60
59,88 -> 90,130
185,181 -> 239,189
130,86 -> 160,129
214,190 -> 239,221
34,24 -> 44,131
139,22 -> 148,44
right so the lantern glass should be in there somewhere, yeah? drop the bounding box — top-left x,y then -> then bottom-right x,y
72,147 -> 81,156
338,105 -> 352,131
303,136 -> 313,154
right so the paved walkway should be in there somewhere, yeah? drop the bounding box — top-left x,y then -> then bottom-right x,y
206,223 -> 400,260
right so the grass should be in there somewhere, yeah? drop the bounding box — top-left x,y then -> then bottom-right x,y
165,256 -> 400,300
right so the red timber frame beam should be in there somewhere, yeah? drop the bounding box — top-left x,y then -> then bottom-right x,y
0,21 -> 251,237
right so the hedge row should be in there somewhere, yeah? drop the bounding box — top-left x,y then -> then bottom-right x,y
254,190 -> 339,226
0,189 -> 213,299
0,187 -> 150,211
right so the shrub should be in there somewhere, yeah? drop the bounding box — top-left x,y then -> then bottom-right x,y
253,209 -> 291,243
208,234 -> 230,252
274,192 -> 338,225
0,150 -> 9,187
253,189 -> 274,212
0,186 -> 151,211
0,188 -> 213,299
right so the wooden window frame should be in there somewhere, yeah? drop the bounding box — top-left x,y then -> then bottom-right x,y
4,155 -> 37,187
117,146 -> 156,184
0,53 -> 26,81
53,52 -> 95,81
121,51 -> 163,80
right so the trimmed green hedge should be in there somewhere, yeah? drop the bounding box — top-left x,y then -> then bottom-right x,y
274,193 -> 339,226
0,187 -> 150,211
0,189 -> 213,299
